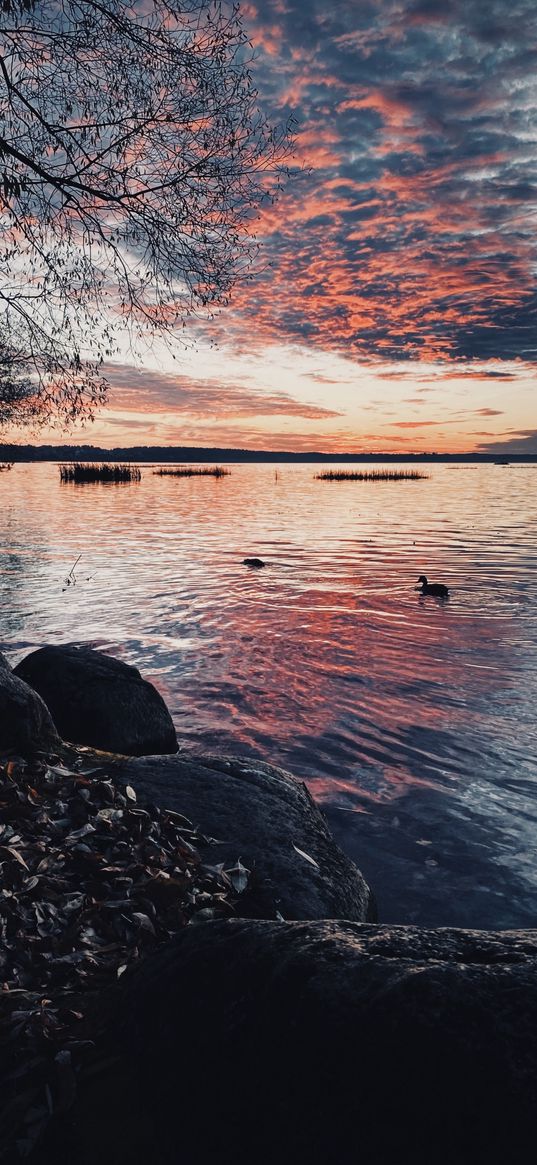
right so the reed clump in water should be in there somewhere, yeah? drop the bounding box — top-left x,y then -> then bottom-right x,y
315,469 -> 429,482
59,463 -> 141,483
153,466 -> 230,477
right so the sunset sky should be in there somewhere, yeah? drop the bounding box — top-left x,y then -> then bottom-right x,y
24,0 -> 537,453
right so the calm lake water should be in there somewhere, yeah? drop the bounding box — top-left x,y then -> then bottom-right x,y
1,461 -> 537,929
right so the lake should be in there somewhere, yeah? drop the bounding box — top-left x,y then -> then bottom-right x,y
1,460 -> 536,928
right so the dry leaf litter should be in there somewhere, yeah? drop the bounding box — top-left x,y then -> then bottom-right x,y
0,752 -> 250,1160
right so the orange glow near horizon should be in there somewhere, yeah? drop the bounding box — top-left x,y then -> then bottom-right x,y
2,351 -> 534,456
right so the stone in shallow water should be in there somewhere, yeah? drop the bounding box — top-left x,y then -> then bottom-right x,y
69,919 -> 537,1165
111,752 -> 375,922
14,645 -> 178,756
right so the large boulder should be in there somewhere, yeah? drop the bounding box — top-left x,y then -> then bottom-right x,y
67,920 -> 537,1165
0,655 -> 60,755
14,645 -> 178,756
111,752 -> 375,922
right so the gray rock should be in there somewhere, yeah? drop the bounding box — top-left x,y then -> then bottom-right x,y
70,920 -> 537,1165
0,651 -> 11,670
112,752 -> 375,922
0,666 -> 60,754
14,645 -> 178,756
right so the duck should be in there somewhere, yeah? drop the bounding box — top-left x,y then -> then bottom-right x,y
243,557 -> 266,569
416,574 -> 449,598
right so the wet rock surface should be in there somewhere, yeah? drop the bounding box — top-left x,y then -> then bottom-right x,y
111,752 -> 375,922
65,918 -> 537,1165
3,638 -> 536,1165
0,656 -> 60,755
14,646 -> 178,756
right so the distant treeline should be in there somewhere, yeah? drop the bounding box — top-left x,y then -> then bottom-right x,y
0,444 -> 535,464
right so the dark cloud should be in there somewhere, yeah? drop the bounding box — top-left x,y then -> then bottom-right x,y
387,419 -> 447,427
301,372 -> 349,385
220,1 -> 537,366
476,430 -> 537,454
468,371 -> 517,380
104,365 -> 341,420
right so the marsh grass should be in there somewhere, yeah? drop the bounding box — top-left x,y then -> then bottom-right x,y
315,469 -> 429,482
59,463 -> 141,483
153,466 -> 230,477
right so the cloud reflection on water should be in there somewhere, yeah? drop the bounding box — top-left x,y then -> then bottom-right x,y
1,461 -> 536,927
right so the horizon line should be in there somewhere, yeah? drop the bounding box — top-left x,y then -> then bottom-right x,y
0,443 -> 534,462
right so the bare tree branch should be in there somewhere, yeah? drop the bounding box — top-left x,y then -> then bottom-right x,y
0,0 -> 295,427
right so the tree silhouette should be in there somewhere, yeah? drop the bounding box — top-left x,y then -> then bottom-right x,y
0,0 -> 294,425
0,330 -> 36,424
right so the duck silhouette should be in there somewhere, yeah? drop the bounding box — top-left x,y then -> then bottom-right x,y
416,574 -> 449,598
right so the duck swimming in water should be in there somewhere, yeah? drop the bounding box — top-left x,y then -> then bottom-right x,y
416,575 -> 449,598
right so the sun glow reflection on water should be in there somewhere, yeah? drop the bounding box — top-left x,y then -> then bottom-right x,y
1,461 -> 536,928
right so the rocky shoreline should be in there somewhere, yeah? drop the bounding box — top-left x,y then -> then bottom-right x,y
1,644 -> 536,1164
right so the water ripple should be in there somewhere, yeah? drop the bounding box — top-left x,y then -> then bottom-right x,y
1,461 -> 536,928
